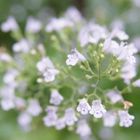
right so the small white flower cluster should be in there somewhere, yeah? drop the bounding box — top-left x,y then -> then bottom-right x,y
36,57 -> 59,82
1,16 -> 42,34
76,97 -> 134,128
79,23 -> 108,47
43,89 -> 78,130
77,99 -> 106,118
0,69 -> 42,131
17,99 -> 42,131
45,7 -> 82,32
76,20 -> 138,85
46,18 -> 73,32
104,94 -> 135,128
0,69 -> 23,111
43,106 -> 77,130
103,29 -> 137,84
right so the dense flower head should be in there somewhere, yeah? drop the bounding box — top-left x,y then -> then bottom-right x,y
0,6 -> 139,139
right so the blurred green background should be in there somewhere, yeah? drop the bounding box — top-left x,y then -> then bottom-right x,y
0,0 -> 140,140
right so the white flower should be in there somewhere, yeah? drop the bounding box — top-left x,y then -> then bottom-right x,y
50,89 -> 63,105
0,86 -> 15,99
64,108 -> 78,126
76,120 -> 91,137
0,53 -> 12,62
77,98 -> 91,115
45,18 -> 73,32
55,117 -> 66,130
1,16 -> 18,32
133,79 -> 140,87
1,98 -> 15,111
113,29 -> 129,40
104,38 -> 137,65
117,43 -> 137,63
66,48 -> 86,66
103,111 -> 117,127
64,7 -> 82,23
26,99 -> 42,116
18,112 -> 32,131
14,97 -> 26,110
103,38 -> 137,84
43,69 -> 59,82
0,86 -> 16,111
37,57 -> 54,73
36,57 -> 59,82
106,90 -> 123,104
103,39 -> 120,55
118,110 -> 135,127
13,39 -> 31,53
43,113 -> 58,127
3,69 -> 19,87
89,99 -> 106,118
26,17 -> 42,33
78,23 -> 107,47
43,106 -> 58,127
121,62 -> 136,84
45,106 -> 58,114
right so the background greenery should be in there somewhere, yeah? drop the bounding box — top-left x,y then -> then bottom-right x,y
0,0 -> 140,140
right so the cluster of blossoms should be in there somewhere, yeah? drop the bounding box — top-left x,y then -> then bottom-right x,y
77,91 -> 134,128
0,6 -> 140,139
